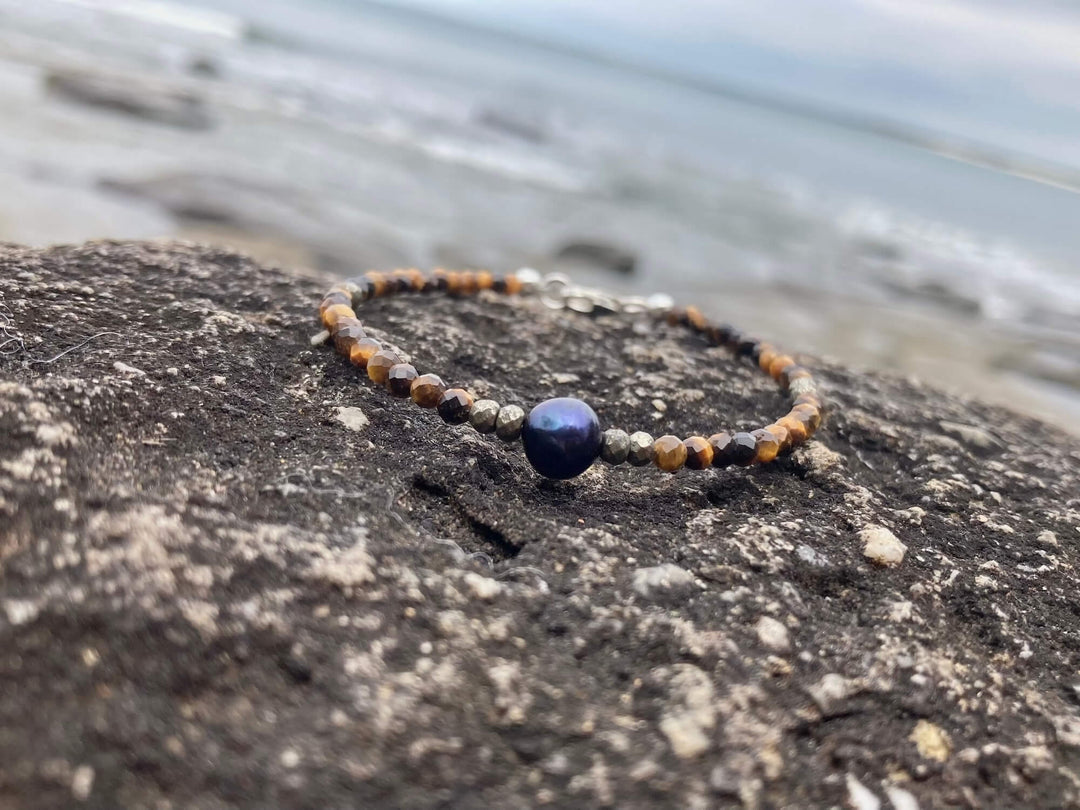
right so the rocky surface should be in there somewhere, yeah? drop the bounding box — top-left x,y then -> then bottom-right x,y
0,241 -> 1079,809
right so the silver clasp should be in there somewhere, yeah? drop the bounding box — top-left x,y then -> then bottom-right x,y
538,273 -> 622,315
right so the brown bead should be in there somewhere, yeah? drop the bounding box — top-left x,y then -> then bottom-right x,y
665,308 -> 685,327
792,403 -> 822,433
504,275 -> 523,295
321,303 -> 354,330
793,393 -> 823,410
768,354 -> 795,381
751,428 -> 780,464
758,345 -> 778,373
387,363 -> 418,396
365,272 -> 389,297
407,269 -> 426,291
709,432 -> 734,467
767,422 -> 791,452
349,338 -> 382,368
410,374 -> 446,408
729,431 -> 758,466
445,271 -> 463,295
684,306 -> 707,331
367,349 -> 401,385
777,414 -> 808,446
683,436 -> 713,469
653,435 -> 688,473
332,319 -> 366,354
476,271 -> 494,291
459,271 -> 478,295
438,388 -> 473,424
320,290 -> 351,315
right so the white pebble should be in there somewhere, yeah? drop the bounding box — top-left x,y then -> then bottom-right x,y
860,525 -> 907,567
755,616 -> 790,651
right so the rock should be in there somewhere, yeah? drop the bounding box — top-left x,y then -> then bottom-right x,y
939,420 -> 1002,454
334,405 -> 369,432
860,525 -> 907,566
1,242 -> 1079,808
632,564 -> 695,600
45,70 -> 213,130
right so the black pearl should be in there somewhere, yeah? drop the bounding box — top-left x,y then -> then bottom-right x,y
521,398 -> 602,480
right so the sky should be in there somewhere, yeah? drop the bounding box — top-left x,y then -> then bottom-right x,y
380,0 -> 1080,171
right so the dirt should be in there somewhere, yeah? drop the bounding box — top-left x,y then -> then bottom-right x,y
1,241 -> 1079,809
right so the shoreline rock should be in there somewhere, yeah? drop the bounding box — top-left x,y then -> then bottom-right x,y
0,241 -> 1078,808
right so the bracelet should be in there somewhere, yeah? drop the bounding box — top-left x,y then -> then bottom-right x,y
318,269 -> 824,480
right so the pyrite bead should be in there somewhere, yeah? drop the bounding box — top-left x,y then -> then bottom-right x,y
600,429 -> 630,465
387,363 -> 418,397
495,405 -> 526,441
349,338 -> 381,368
437,388 -> 473,424
410,374 -> 446,408
788,376 -> 817,398
653,435 -> 687,473
729,432 -> 758,466
627,431 -> 655,466
469,399 -> 500,433
751,428 -> 780,464
683,436 -> 713,469
366,349 -> 401,385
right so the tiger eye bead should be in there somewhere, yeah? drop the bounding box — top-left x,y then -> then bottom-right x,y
367,349 -> 401,385
365,272 -> 389,297
320,291 -> 351,315
684,306 -> 707,331
349,338 -> 382,368
792,403 -> 822,433
653,435 -> 687,473
387,363 -> 418,397
757,344 -> 777,372
709,432 -> 734,467
332,319 -> 366,354
438,388 -> 473,424
683,436 -> 713,470
321,303 -> 354,330
777,414 -> 808,446
410,374 -> 446,407
767,422 -> 791,452
503,275 -> 524,295
751,428 -> 780,464
407,269 -> 426,291
459,272 -> 478,295
476,271 -> 494,291
627,432 -> 655,466
768,354 -> 795,381
729,432 -> 758,466
445,271 -> 463,295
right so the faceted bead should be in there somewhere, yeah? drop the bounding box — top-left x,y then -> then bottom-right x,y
653,435 -> 687,473
729,432 -> 758,466
365,272 -> 389,297
791,403 -> 822,433
503,274 -> 524,295
683,436 -> 713,470
332,320 -> 366,355
459,272 -> 478,295
410,374 -> 446,408
491,278 -> 508,294
627,431 -> 655,466
777,414 -> 808,446
349,338 -> 382,368
432,270 -> 449,291
437,388 -> 473,424
321,303 -> 354,330
736,337 -> 759,358
600,429 -> 630,465
788,376 -> 817,398
758,345 -> 778,372
445,271 -> 463,295
469,399 -> 500,432
767,422 -> 791,452
521,398 -> 602,479
367,349 -> 401,385
751,428 -> 780,464
320,291 -> 351,315
407,269 -> 426,291
684,305 -> 707,331
387,363 -> 418,397
768,355 -> 795,381
476,271 -> 494,291
779,364 -> 811,390
495,405 -> 526,442
793,392 -> 823,411
708,432 -> 735,467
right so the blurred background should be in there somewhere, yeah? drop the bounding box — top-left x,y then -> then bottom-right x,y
2,0 -> 1079,429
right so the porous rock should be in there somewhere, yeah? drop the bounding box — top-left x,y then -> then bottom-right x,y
0,241 -> 1079,808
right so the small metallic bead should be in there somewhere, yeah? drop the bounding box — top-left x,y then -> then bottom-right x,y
600,428 -> 630,465
788,376 -> 817,398
627,431 -> 655,466
495,405 -> 526,442
469,399 -> 500,433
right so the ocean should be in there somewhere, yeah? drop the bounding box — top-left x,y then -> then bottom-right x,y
1,0 -> 1078,426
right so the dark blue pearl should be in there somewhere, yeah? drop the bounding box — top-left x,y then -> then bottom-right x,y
522,397 -> 602,480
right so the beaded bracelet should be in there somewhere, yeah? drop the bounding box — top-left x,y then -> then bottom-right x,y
317,269 -> 824,480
